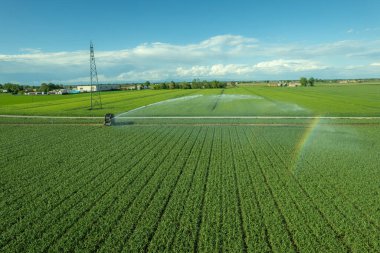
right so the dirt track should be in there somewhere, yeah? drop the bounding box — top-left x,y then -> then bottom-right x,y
0,115 -> 103,119
1,115 -> 379,127
1,115 -> 380,120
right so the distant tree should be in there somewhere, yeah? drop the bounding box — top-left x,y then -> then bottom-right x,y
177,82 -> 185,89
181,82 -> 192,89
48,83 -> 55,90
210,80 -> 219,88
308,77 -> 315,86
4,83 -> 21,94
144,81 -> 151,87
300,77 -> 308,87
191,80 -> 202,89
219,82 -> 227,88
190,79 -> 199,89
39,82 -> 61,92
24,85 -> 33,92
159,83 -> 167,89
203,80 -> 209,88
169,81 -> 177,89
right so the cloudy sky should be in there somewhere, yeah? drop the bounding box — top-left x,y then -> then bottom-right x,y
1,0 -> 380,84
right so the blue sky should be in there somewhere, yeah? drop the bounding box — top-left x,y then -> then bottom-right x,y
1,0 -> 380,84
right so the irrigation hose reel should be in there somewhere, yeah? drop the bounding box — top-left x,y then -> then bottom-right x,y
104,113 -> 114,126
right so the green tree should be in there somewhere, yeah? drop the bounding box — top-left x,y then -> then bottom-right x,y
191,80 -> 202,89
308,77 -> 315,86
39,83 -> 49,92
169,81 -> 177,89
159,83 -> 168,89
219,82 -> 227,88
190,79 -> 199,89
300,77 -> 308,87
210,80 -> 219,88
4,83 -> 21,94
180,82 -> 191,89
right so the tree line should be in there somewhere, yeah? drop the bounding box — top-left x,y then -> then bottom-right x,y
151,79 -> 227,90
300,77 -> 315,86
0,83 -> 64,94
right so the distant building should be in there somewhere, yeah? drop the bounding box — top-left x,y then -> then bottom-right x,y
76,84 -> 121,92
48,89 -> 69,95
123,84 -> 145,90
69,90 -> 80,94
25,92 -> 47,95
288,82 -> 300,87
2,89 -> 8,93
125,85 -> 137,90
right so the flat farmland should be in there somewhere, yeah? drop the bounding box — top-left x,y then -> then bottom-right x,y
1,120 -> 380,252
1,85 -> 380,252
1,84 -> 380,116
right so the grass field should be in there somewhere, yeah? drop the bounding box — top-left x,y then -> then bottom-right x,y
1,84 -> 380,252
1,83 -> 380,116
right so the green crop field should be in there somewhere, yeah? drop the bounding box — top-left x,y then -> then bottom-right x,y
1,83 -> 380,116
1,84 -> 380,252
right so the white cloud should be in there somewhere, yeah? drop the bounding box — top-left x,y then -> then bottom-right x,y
69,60 -> 324,83
116,70 -> 171,81
261,40 -> 380,61
124,34 -> 258,61
253,59 -> 327,72
176,60 -> 326,78
347,29 -> 354,34
370,62 -> 380,66
1,34 -> 380,83
0,51 -> 87,66
344,65 -> 366,70
19,48 -> 43,53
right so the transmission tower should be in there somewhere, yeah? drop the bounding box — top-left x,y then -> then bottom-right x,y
90,41 -> 102,110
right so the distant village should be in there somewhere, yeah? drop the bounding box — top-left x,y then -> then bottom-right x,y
0,78 -> 378,95
0,80 -> 226,95
0,83 -> 145,95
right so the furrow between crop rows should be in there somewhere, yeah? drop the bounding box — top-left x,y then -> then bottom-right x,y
96,127 -> 196,252
146,127 -> 210,252
243,127 -> 299,253
47,126 -> 186,252
1,127 -> 169,251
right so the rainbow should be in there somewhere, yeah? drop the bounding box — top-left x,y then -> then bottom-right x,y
291,117 -> 321,174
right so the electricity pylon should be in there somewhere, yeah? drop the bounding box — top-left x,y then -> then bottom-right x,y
90,41 -> 102,110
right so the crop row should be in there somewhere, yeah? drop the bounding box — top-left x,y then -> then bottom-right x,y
1,123 -> 379,252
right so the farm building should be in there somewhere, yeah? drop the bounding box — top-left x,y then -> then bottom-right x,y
48,89 -> 69,95
288,82 -> 300,87
123,84 -> 146,90
25,91 -> 47,95
76,84 -> 121,92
